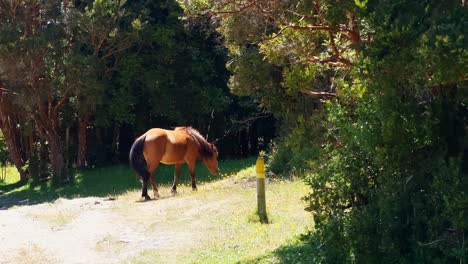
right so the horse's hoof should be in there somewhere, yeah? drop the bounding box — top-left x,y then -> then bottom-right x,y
192,188 -> 198,191
144,195 -> 151,201
171,189 -> 177,195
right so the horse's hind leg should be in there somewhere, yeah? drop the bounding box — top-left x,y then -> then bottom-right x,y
149,174 -> 160,199
147,162 -> 161,199
171,163 -> 182,194
141,177 -> 151,200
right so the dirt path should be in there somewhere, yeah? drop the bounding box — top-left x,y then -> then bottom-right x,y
0,179 -> 311,264
1,197 -> 175,263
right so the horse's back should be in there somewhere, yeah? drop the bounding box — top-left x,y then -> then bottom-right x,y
144,128 -> 168,141
143,128 -> 193,165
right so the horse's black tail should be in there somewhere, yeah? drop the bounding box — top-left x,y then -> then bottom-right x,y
129,135 -> 150,181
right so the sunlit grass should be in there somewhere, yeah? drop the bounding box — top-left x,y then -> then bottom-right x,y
0,157 -> 256,207
187,181 -> 313,264
122,180 -> 313,264
231,165 -> 256,179
0,165 -> 21,185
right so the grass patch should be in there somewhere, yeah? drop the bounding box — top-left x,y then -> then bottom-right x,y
238,234 -> 323,264
123,249 -> 173,264
185,182 -> 313,264
0,158 -> 255,208
122,179 -> 314,264
0,165 -> 20,185
95,235 -> 128,254
4,244 -> 57,264
28,208 -> 80,227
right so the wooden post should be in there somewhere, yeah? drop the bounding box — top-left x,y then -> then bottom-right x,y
256,156 -> 268,223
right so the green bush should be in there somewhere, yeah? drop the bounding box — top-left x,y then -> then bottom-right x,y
267,141 -> 293,175
304,76 -> 467,263
268,114 -> 324,176
299,1 -> 468,262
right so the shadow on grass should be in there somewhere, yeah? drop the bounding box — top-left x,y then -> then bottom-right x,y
239,234 -> 323,264
0,157 -> 255,209
0,180 -> 27,195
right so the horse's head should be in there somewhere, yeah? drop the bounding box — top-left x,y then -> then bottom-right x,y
203,143 -> 219,175
186,127 -> 220,175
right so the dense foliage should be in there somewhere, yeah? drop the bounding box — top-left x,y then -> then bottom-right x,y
306,2 -> 467,262
0,0 -> 274,182
210,0 -> 467,262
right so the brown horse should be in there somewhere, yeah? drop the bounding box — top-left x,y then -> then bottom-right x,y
129,127 -> 219,200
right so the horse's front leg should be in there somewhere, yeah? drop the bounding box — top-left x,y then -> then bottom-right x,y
188,163 -> 197,191
171,163 -> 182,194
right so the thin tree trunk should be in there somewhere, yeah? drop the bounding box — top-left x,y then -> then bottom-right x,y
111,123 -> 120,163
0,123 -> 27,181
77,115 -> 88,168
0,90 -> 28,181
65,126 -> 70,166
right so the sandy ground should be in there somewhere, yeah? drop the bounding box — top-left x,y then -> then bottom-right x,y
0,185 -> 224,264
1,197 -> 173,263
0,179 -> 310,264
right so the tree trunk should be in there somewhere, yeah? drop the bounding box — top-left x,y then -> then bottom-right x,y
35,105 -> 68,182
47,129 -> 67,181
77,115 -> 89,168
65,126 -> 70,166
0,89 -> 28,181
111,123 -> 120,163
0,123 -> 27,181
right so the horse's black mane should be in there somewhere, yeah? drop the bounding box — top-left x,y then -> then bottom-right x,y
181,127 -> 215,158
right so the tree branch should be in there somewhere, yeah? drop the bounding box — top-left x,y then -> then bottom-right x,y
267,23 -> 339,40
301,90 -> 336,98
305,55 -> 353,67
288,24 -> 335,32
319,57 -> 353,67
213,1 -> 258,14
53,95 -> 69,114
417,239 -> 445,247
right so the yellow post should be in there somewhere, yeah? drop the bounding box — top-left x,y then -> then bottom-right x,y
256,156 -> 268,223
